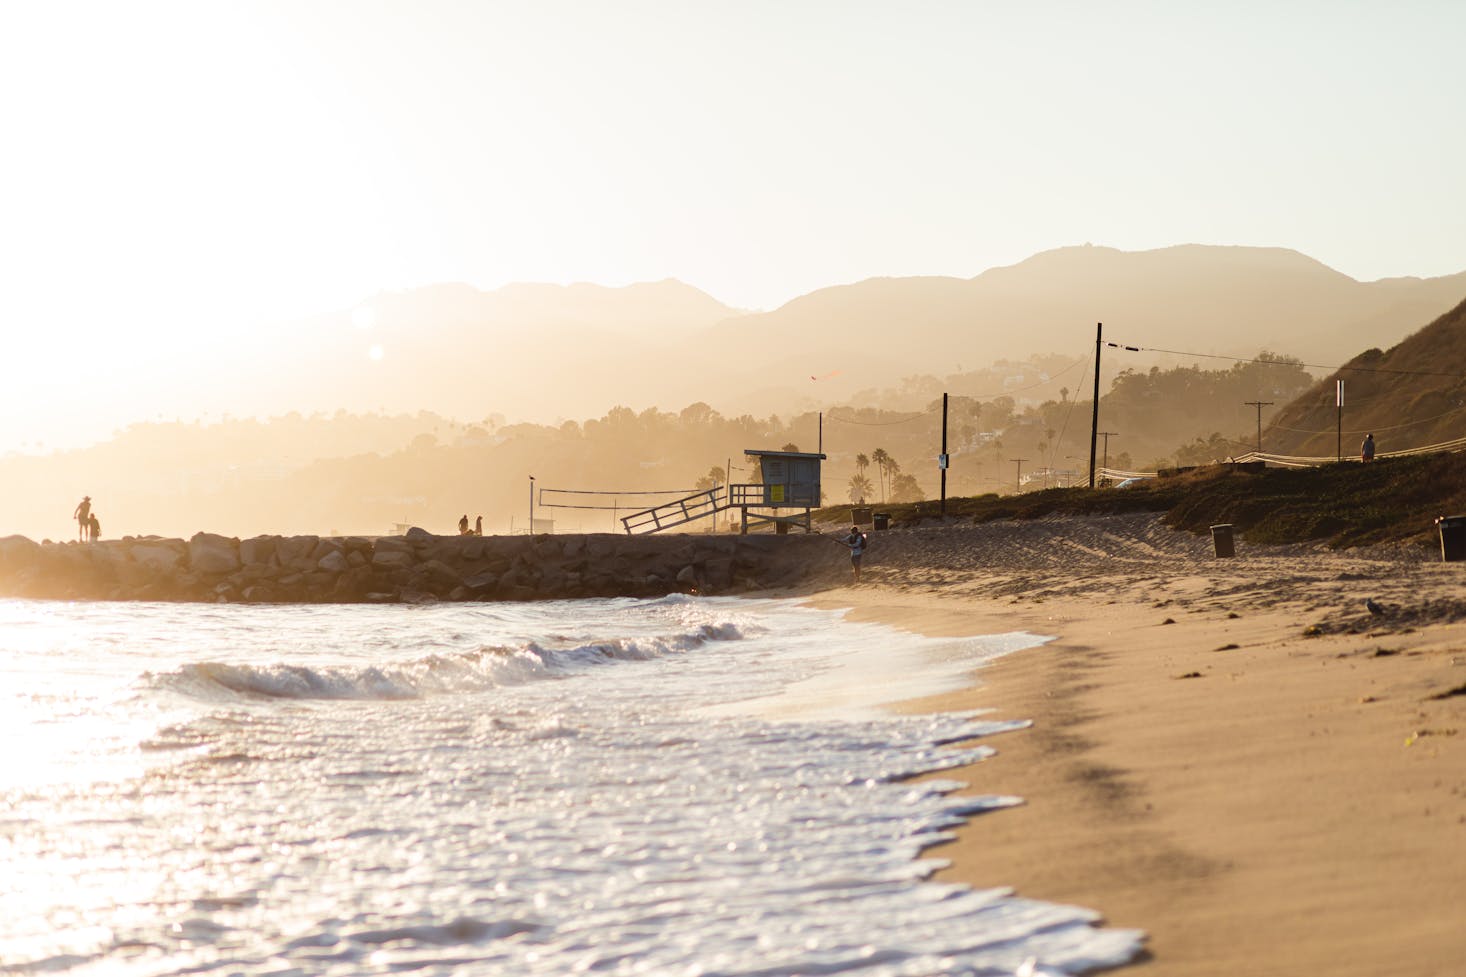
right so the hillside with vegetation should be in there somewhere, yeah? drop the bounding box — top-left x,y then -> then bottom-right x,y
1266,296 -> 1466,458
855,451 -> 1466,552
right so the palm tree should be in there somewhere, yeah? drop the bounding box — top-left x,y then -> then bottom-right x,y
870,448 -> 890,502
855,453 -> 869,478
848,474 -> 874,504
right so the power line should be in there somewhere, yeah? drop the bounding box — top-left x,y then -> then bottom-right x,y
1106,342 -> 1465,380
825,405 -> 940,427
826,351 -> 1094,428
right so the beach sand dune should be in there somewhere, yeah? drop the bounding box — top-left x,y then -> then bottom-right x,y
814,513 -> 1465,977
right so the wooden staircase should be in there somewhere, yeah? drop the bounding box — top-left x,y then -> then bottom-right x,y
619,488 -> 724,534
620,484 -> 819,536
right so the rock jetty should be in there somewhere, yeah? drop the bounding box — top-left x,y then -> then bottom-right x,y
0,529 -> 842,604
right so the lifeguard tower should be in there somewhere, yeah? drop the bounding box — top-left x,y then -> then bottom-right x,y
617,447 -> 826,535
729,449 -> 826,534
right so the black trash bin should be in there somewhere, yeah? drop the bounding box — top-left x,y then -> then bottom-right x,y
872,513 -> 890,531
1210,523 -> 1235,558
1436,515 -> 1466,562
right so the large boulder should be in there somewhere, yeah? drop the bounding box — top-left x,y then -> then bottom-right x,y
702,556 -> 735,590
189,533 -> 240,575
0,535 -> 41,588
373,536 -> 412,556
372,548 -> 415,570
418,559 -> 462,588
462,570 -> 498,593
317,550 -> 350,574
277,536 -> 321,572
239,536 -> 279,568
131,540 -> 186,571
309,539 -> 342,563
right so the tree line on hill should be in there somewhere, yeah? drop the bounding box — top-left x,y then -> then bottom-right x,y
2,351 -> 1328,540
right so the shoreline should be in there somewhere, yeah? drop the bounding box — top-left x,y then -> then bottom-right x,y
810,515 -> 1466,976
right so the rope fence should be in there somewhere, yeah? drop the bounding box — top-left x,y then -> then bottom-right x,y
1097,432 -> 1466,480
538,487 -> 700,511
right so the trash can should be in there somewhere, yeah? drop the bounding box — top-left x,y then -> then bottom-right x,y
872,513 -> 890,531
1210,524 -> 1235,558
850,506 -> 873,527
1436,515 -> 1466,562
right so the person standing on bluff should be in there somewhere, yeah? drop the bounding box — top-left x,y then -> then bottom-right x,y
88,512 -> 101,542
73,495 -> 92,542
1361,433 -> 1376,463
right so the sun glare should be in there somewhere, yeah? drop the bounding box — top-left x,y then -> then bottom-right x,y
368,344 -> 384,361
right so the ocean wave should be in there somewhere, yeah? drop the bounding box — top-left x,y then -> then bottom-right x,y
146,621 -> 747,702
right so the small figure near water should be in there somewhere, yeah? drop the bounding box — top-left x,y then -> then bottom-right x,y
87,512 -> 101,542
474,515 -> 483,536
73,495 -> 92,542
841,524 -> 868,583
1361,433 -> 1376,463
458,514 -> 470,535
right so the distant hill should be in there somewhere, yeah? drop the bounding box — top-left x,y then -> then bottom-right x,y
701,245 -> 1466,413
220,245 -> 1466,429
1266,296 -> 1466,457
234,278 -> 744,425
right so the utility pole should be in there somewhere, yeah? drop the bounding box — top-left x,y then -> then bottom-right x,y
528,475 -> 535,535
1244,401 -> 1273,455
1097,431 -> 1118,471
1011,458 -> 1027,493
1088,322 -> 1102,488
939,392 -> 949,517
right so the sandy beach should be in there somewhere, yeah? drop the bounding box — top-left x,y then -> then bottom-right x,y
813,513 -> 1466,976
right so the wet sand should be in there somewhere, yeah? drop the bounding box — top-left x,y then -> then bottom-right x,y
811,513 -> 1466,976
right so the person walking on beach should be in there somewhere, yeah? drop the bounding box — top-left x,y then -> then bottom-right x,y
841,524 -> 868,583
1361,433 -> 1376,463
73,495 -> 92,542
87,512 -> 101,542
458,514 -> 470,535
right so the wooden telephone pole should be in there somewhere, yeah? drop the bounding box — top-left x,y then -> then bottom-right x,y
1244,400 -> 1273,454
940,393 -> 949,517
1088,323 -> 1102,488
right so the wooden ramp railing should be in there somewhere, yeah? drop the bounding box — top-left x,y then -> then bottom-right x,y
620,488 -> 724,535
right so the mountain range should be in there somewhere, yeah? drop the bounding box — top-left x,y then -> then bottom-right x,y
231,244 -> 1466,427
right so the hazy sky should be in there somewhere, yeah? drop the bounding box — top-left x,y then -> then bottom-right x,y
3,1 -> 1464,454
